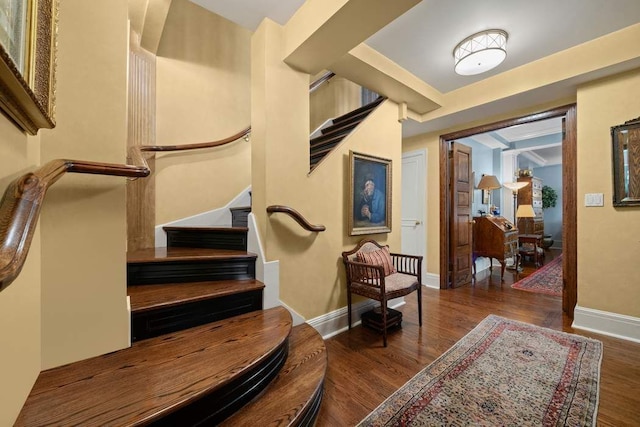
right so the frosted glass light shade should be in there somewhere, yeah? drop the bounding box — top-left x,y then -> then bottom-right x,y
454,30 -> 508,76
503,181 -> 528,192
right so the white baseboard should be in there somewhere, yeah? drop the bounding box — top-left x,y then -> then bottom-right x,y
307,298 -> 405,340
424,273 -> 440,289
573,305 -> 640,343
280,301 -> 306,326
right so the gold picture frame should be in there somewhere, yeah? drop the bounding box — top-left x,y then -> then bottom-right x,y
348,150 -> 392,236
0,0 -> 57,134
611,116 -> 640,207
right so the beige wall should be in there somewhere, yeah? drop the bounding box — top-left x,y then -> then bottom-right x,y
404,68 -> 640,320
39,0 -> 131,368
154,0 -> 252,224
576,69 -> 640,317
0,123 -> 42,424
252,19 -> 402,319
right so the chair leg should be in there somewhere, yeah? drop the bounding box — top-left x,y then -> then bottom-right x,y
417,286 -> 423,326
347,292 -> 352,329
381,302 -> 388,347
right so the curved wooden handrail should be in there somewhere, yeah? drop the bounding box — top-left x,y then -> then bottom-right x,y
309,71 -> 335,94
139,126 -> 251,153
0,159 -> 150,292
266,205 -> 326,232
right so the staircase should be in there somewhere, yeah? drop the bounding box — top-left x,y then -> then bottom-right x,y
309,96 -> 385,171
15,206 -> 327,426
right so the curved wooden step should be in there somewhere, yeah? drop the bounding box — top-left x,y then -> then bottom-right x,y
128,279 -> 265,341
127,247 -> 257,285
129,279 -> 264,313
222,323 -> 327,426
164,226 -> 248,250
15,307 -> 292,426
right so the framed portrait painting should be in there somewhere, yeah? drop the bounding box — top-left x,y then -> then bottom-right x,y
349,151 -> 392,235
0,0 -> 57,134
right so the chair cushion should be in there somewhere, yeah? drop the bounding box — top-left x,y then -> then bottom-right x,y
356,247 -> 396,276
351,272 -> 418,297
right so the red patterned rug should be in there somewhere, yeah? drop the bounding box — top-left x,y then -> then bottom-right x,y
358,315 -> 602,426
512,253 -> 563,296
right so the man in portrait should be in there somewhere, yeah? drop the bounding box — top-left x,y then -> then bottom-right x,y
358,174 -> 385,225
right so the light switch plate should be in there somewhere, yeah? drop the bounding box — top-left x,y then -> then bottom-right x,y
584,193 -> 604,207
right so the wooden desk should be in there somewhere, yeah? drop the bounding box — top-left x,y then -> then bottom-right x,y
472,216 -> 519,281
519,234 -> 543,268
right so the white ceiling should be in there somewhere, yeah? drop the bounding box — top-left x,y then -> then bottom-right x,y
461,117 -> 564,170
189,0 -> 640,166
191,0 -> 640,93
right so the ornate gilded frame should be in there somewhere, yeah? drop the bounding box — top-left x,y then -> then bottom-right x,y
348,150 -> 392,236
0,0 -> 57,134
611,116 -> 640,207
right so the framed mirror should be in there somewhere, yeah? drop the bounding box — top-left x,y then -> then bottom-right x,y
0,0 -> 57,135
611,117 -> 640,207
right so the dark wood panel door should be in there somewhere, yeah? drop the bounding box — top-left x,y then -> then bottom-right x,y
450,142 -> 473,288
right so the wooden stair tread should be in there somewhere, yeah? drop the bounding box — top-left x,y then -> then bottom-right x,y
128,279 -> 265,312
310,122 -> 357,146
331,96 -> 384,124
163,225 -> 248,233
222,323 -> 327,426
15,307 -> 292,426
127,247 -> 257,263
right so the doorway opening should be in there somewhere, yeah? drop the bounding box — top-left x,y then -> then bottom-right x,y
439,104 -> 577,317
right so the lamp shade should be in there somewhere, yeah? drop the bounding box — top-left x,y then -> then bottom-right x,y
503,181 -> 529,192
477,174 -> 501,190
454,30 -> 508,76
516,204 -> 536,218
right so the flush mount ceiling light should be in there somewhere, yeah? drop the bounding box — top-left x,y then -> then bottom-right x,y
453,29 -> 508,76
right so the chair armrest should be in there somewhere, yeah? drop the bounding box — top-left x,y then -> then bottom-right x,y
389,253 -> 423,277
343,260 -> 385,289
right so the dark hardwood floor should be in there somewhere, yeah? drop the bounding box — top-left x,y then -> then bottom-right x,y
317,250 -> 640,426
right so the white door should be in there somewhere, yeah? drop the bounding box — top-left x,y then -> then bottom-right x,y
401,150 -> 427,279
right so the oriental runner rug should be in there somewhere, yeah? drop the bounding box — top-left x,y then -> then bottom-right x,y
358,315 -> 602,427
512,253 -> 563,296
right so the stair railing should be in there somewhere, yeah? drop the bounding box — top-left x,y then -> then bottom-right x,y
0,126 -> 253,292
266,205 -> 326,232
309,71 -> 335,94
0,159 -> 150,292
137,126 -> 251,155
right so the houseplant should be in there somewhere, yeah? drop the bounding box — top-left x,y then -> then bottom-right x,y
541,185 -> 558,249
542,185 -> 558,209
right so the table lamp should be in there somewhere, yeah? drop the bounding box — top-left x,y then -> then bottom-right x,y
516,204 -> 536,234
477,174 -> 501,215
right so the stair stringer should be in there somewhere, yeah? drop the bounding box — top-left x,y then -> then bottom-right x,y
154,185 -> 252,247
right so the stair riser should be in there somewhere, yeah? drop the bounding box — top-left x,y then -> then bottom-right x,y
153,340 -> 289,426
132,290 -> 263,341
166,231 -> 247,251
310,127 -> 353,147
128,259 -> 256,285
320,119 -> 360,136
230,208 -> 251,227
331,97 -> 383,125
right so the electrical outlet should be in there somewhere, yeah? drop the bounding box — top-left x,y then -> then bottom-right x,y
584,193 -> 604,207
